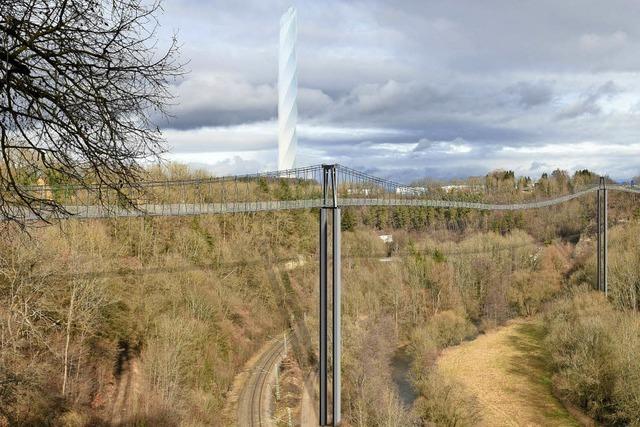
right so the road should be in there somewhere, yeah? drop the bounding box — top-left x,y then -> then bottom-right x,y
237,338 -> 285,426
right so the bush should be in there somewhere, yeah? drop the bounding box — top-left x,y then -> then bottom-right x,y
407,311 -> 479,426
611,317 -> 640,425
341,207 -> 358,231
408,328 -> 439,383
425,311 -> 478,349
606,222 -> 640,311
508,243 -> 567,316
414,371 -> 482,426
545,290 -> 640,424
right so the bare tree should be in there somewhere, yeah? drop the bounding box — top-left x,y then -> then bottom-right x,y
0,0 -> 183,225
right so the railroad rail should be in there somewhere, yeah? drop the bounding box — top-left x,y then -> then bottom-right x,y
237,338 -> 285,426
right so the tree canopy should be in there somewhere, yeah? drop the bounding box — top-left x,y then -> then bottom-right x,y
0,0 -> 182,224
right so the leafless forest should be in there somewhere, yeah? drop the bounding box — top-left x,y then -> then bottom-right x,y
1,165 -> 639,426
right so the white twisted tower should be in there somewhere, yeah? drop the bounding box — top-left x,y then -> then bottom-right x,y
278,7 -> 297,171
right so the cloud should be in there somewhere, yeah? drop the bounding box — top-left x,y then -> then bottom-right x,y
413,138 -> 472,154
298,88 -> 334,115
579,31 -> 628,51
506,81 -> 554,108
163,155 -> 270,176
164,74 -> 277,129
340,80 -> 436,114
163,122 -> 276,153
152,0 -> 640,180
346,141 -> 640,182
164,120 -> 407,153
556,80 -> 620,120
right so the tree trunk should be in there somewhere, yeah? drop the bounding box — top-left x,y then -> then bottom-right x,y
62,285 -> 77,396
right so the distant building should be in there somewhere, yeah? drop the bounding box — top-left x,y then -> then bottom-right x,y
36,176 -> 52,199
395,186 -> 427,195
347,188 -> 371,196
378,234 -> 393,243
441,184 -> 485,193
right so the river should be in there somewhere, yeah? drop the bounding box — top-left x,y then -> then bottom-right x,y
390,348 -> 418,406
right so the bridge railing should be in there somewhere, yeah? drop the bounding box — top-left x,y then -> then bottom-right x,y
334,165 -> 608,210
7,164 -> 640,220
15,165 -> 329,219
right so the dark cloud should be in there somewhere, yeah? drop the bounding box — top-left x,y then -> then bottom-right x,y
556,80 -> 620,120
156,0 -> 640,180
163,74 -> 277,129
506,81 -> 554,109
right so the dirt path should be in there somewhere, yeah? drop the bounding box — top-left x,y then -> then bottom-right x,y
300,373 -> 318,426
109,343 -> 141,424
436,318 -> 580,426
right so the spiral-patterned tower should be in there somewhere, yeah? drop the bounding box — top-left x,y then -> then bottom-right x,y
278,7 -> 297,171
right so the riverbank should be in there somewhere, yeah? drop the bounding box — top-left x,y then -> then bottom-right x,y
436,318 -> 581,426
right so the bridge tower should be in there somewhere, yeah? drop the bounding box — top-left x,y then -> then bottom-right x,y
596,177 -> 608,295
319,164 -> 341,426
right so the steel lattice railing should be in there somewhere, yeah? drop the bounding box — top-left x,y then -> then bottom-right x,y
5,164 -> 640,221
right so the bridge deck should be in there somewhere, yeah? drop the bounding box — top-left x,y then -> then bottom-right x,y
5,163 -> 640,221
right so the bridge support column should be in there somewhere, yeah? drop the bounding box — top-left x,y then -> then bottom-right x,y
319,165 -> 341,426
319,208 -> 328,425
332,207 -> 341,426
597,177 -> 608,295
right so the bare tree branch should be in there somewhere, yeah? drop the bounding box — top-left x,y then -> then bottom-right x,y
0,0 -> 184,226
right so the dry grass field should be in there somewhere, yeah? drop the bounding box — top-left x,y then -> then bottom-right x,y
436,318 -> 579,426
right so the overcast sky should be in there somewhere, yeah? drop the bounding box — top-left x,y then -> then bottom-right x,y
156,0 -> 640,182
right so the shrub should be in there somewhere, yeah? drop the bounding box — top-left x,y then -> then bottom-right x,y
408,328 -> 439,383
611,315 -> 640,425
414,371 -> 482,426
508,244 -> 567,316
425,311 -> 478,349
606,222 -> 640,310
407,311 -> 479,425
545,290 -> 640,424
341,207 -> 358,231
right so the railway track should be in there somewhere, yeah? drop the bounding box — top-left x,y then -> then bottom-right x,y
237,338 -> 285,426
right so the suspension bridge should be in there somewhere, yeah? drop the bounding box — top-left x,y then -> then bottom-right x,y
11,164 -> 640,220
6,163 -> 640,426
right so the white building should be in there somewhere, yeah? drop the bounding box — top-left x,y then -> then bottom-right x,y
378,234 -> 393,244
395,186 -> 427,196
347,187 -> 371,196
278,7 -> 297,171
441,184 -> 485,193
